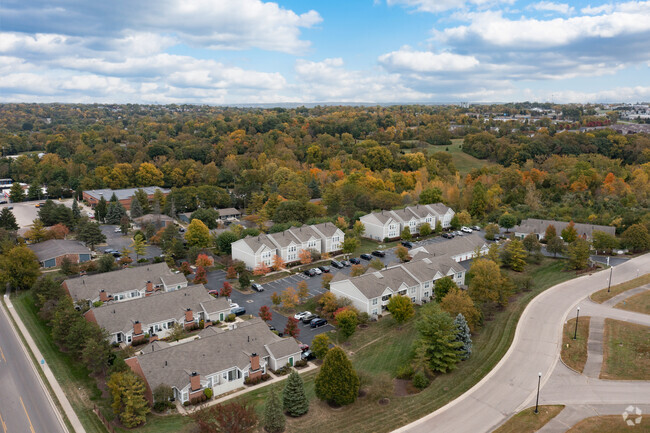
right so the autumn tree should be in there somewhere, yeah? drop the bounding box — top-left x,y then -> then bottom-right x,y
335,308 -> 358,338
546,236 -> 566,257
0,245 -> 40,290
271,291 -> 281,307
484,223 -> 500,240
561,222 -> 578,243
456,210 -> 471,226
352,220 -> 365,238
567,238 -> 591,270
259,305 -> 272,322
195,253 -> 214,268
131,233 -> 146,261
284,317 -> 300,338
350,264 -> 366,277
297,280 -> 309,303
193,266 -> 208,284
226,265 -> 237,279
369,258 -> 383,270
321,273 -> 333,290
544,224 -> 557,242
591,230 -> 618,254
253,262 -> 271,276
342,237 -> 359,254
501,239 -> 527,272
440,288 -> 481,332
387,295 -> 415,324
281,287 -> 299,310
193,401 -> 257,433
468,259 -> 507,307
395,245 -> 411,262
107,371 -> 150,428
311,333 -> 331,359
315,347 -> 360,406
522,233 -> 541,254
272,254 -> 286,271
185,219 -> 210,248
298,249 -> 312,265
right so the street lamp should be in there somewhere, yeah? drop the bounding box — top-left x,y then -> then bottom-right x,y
573,307 -> 580,340
607,266 -> 613,293
534,372 -> 542,414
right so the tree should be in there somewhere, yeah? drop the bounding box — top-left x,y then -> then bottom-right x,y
419,222 -> 431,237
468,259 -> 505,306
259,305 -> 272,322
283,371 -> 309,417
341,237 -> 359,254
220,281 -> 233,298
186,219 -> 210,248
400,226 -> 412,241
544,224 -> 557,241
81,336 -> 111,374
105,201 -> 127,225
195,253 -> 214,268
272,254 -> 286,271
95,196 -> 108,222
546,236 -> 566,257
193,401 -> 257,433
484,223 -> 499,240
335,309 -> 358,338
501,239 -> 527,272
567,238 -> 591,270
434,276 -> 458,303
470,182 -> 488,218
522,233 -> 541,253
77,221 -> 106,250
71,198 -> 81,221
435,220 -> 443,234
498,212 -> 516,232
321,273 -> 333,290
395,245 -> 411,262
129,196 -> 143,218
25,219 -> 47,243
414,302 -> 462,373
131,233 -> 146,261
456,211 -> 471,226
253,262 -> 271,276
352,220 -> 365,238
440,288 -> 481,332
119,246 -> 133,265
0,208 -> 18,231
315,346 -> 360,406
119,215 -> 130,235
0,245 -> 40,290
297,280 -> 309,303
153,385 -> 174,411
226,265 -> 237,279
263,387 -> 285,433
194,266 -> 208,284
284,317 -> 300,338
190,208 -> 219,229
136,162 -> 164,186
9,183 -> 25,202
350,264 -> 365,277
297,249 -> 312,265
450,214 -> 460,230
107,371 -> 150,428
368,258 -> 382,270
622,224 -> 650,253
386,295 -> 415,324
271,291 -> 281,307
239,272 -> 251,289
591,230 -> 618,254
419,187 -> 443,205
281,287 -> 299,309
311,334 -> 330,359
453,314 -> 472,360
98,254 -> 116,273
561,222 -> 578,243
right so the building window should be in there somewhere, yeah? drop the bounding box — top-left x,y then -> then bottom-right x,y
308,240 -> 318,248
457,272 -> 462,279
372,298 -> 378,305
424,291 -> 429,298
425,217 -> 432,223
332,236 -> 340,243
288,246 -> 296,253
227,369 -> 241,382
381,294 -> 392,302
410,287 -> 416,294
372,309 -> 378,315
424,281 -> 430,288
411,297 -> 416,302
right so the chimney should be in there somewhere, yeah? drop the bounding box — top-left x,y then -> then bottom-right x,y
250,353 -> 260,371
99,290 -> 109,302
190,372 -> 201,391
133,321 -> 142,335
146,281 -> 153,293
185,308 -> 193,323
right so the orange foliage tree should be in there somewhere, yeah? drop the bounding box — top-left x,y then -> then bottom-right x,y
272,254 -> 286,271
299,249 -> 312,265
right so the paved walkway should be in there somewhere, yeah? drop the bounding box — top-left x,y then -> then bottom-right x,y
393,253 -> 650,433
582,316 -> 604,378
601,284 -> 650,307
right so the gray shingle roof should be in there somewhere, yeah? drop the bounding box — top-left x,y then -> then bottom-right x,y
84,187 -> 170,201
133,214 -> 174,224
217,208 -> 241,217
28,239 -> 91,262
64,263 -> 187,302
412,233 -> 487,259
513,219 -> 616,238
134,318 -> 300,390
361,203 -> 452,226
311,222 -> 341,238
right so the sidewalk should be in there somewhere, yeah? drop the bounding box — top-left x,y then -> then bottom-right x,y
2,294 -> 85,433
177,362 -> 319,415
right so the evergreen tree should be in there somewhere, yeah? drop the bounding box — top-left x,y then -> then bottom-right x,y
131,234 -> 146,261
453,313 -> 472,360
283,371 -> 309,417
470,181 -> 488,218
9,183 -> 25,202
71,198 -> 81,220
315,346 -> 360,406
0,208 -> 18,231
95,196 -> 108,222
77,220 -> 106,250
263,387 -> 285,433
415,302 -> 462,373
134,189 -> 151,214
130,196 -> 143,218
107,371 -> 150,428
110,192 -> 118,203
27,182 -> 41,200
105,201 -> 127,224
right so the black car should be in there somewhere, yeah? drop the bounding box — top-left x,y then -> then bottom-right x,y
341,260 -> 351,267
371,250 -> 385,258
303,268 -> 317,277
401,241 -> 413,248
442,233 -> 454,239
301,350 -> 315,361
330,260 -> 344,269
360,253 -> 372,261
230,307 -> 246,316
310,318 -> 328,328
349,257 -> 361,264
301,313 -> 317,324
251,283 -> 264,292
104,248 -> 122,257
318,265 -> 331,273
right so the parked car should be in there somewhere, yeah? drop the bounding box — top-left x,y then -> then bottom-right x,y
310,318 -> 328,328
229,301 -> 239,309
230,307 -> 246,316
341,260 -> 351,267
304,268 -> 317,277
455,231 -> 464,236
318,265 -> 331,273
371,250 -> 386,258
313,268 -> 323,275
472,225 -> 481,231
301,350 -> 315,361
34,203 -> 40,208
401,241 -> 413,248
104,248 -> 121,257
330,260 -> 344,269
299,343 -> 310,352
251,283 -> 264,292
493,234 -> 501,241
461,226 -> 473,233
207,290 -> 219,297
441,233 -> 453,239
294,311 -> 311,320
114,227 -> 122,233
301,313 -> 317,324
349,257 -> 361,264
360,253 -> 373,261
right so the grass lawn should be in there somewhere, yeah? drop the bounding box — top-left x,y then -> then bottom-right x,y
615,289 -> 650,315
12,292 -> 191,433
590,273 -> 650,304
434,138 -> 492,175
561,317 -> 591,373
568,415 -> 650,432
493,405 -> 565,433
235,258 -> 576,433
601,319 -> 650,380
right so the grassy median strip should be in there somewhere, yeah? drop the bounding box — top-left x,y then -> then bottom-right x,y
615,289 -> 650,315
493,405 -> 565,433
601,318 -> 650,380
568,415 -> 650,432
590,273 -> 650,304
561,316 -> 591,373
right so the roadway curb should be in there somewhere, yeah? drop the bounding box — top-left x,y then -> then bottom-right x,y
2,295 -> 85,433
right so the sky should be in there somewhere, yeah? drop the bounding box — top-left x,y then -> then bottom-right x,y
1,0 -> 650,104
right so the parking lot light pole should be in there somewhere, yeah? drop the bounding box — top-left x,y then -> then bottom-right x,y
573,307 -> 580,340
607,266 -> 613,293
534,372 -> 542,414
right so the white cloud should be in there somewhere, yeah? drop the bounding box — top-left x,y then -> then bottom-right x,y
520,86 -> 650,103
528,1 -> 574,15
386,0 -> 515,13
580,4 -> 614,15
378,47 -> 479,72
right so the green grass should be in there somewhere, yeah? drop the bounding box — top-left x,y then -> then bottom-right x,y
237,258 -> 576,433
561,317 -> 591,373
407,138 -> 491,175
493,405 -> 565,433
590,273 -> 650,303
615,289 -> 650,315
568,415 -> 650,432
601,319 -> 650,380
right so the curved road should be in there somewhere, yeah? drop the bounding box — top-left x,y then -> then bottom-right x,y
394,253 -> 650,433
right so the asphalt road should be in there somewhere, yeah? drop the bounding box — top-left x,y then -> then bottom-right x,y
394,252 -> 650,433
0,299 -> 66,433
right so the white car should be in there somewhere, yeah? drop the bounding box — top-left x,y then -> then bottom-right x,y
229,302 -> 239,309
313,268 -> 322,275
114,227 -> 122,233
294,311 -> 311,320
461,226 -> 473,233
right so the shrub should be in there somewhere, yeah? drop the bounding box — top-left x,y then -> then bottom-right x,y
93,301 -> 104,308
273,366 -> 291,376
183,401 -> 190,407
204,388 -> 213,399
137,258 -> 149,263
396,364 -> 414,380
244,376 -> 262,386
225,314 -> 236,322
412,371 -> 430,390
358,312 -> 370,325
261,373 -> 271,381
294,359 -> 308,368
153,256 -> 164,263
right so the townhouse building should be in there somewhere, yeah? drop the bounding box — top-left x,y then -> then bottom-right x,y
410,233 -> 489,262
513,218 -> 616,241
360,203 -> 455,241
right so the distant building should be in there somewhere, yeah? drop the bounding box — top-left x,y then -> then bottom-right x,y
178,208 -> 241,224
513,218 -> 616,241
360,203 -> 455,241
410,233 -> 489,262
28,240 -> 92,268
82,187 -> 170,210
133,214 -> 175,230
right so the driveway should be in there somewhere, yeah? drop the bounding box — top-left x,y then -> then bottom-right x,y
100,225 -> 162,261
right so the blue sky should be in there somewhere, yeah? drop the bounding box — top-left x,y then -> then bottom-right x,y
1,0 -> 650,104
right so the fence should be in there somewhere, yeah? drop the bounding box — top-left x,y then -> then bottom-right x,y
93,404 -> 115,433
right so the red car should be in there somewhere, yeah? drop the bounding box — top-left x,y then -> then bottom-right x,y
208,290 -> 219,297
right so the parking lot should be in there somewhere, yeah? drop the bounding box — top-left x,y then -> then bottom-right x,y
0,199 -> 74,228
100,225 -> 163,261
